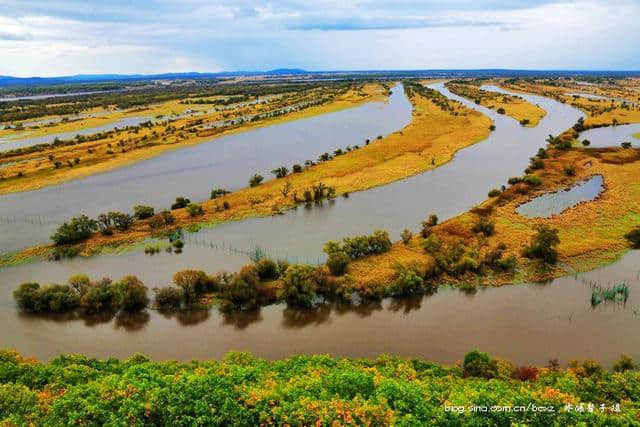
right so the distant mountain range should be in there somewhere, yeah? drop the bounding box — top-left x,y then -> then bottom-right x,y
1,68 -> 638,88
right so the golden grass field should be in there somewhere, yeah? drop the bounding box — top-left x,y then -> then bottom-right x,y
0,84 -> 386,194
348,146 -> 640,289
4,82 -> 492,263
446,81 -> 546,126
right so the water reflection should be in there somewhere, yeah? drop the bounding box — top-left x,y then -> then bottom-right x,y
516,175 -> 604,218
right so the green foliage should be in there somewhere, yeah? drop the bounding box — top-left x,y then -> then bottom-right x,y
155,287 -> 183,309
324,230 -> 392,260
249,174 -> 264,187
210,188 -> 230,199
173,270 -> 215,303
14,283 -> 79,313
281,264 -> 317,307
185,203 -> 204,217
1,349 -> 640,425
463,350 -> 497,379
400,229 -> 413,245
625,227 -> 640,248
564,164 -> 577,176
613,354 -> 636,373
171,197 -> 191,210
254,258 -> 279,280
271,166 -> 289,178
390,269 -> 424,297
133,205 -> 155,220
326,252 -> 350,276
488,188 -> 501,197
472,217 -> 495,236
523,225 -> 560,264
51,215 -> 97,245
522,174 -> 542,186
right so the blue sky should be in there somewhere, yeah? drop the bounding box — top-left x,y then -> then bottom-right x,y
0,0 -> 638,76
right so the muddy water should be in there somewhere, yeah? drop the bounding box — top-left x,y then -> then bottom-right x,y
0,84 -> 412,253
1,249 -> 638,366
579,123 -> 640,148
516,175 -> 604,218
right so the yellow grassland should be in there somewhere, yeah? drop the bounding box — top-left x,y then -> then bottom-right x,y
446,82 -> 546,127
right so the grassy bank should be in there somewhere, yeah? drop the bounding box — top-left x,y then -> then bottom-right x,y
1,349 -> 639,425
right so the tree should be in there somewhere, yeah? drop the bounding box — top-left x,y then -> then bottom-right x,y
210,188 -> 230,199
249,174 -> 263,187
186,203 -> 204,216
171,197 -> 190,210
155,286 -> 183,309
51,215 -> 98,245
463,351 -> 497,378
401,229 -> 413,245
624,227 -> 640,248
255,258 -> 279,280
326,252 -> 350,276
523,225 -> 560,264
281,265 -> 317,307
113,276 -> 149,312
173,270 -> 211,303
271,166 -> 288,178
133,205 -> 154,220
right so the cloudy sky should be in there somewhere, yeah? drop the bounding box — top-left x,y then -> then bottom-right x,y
0,0 -> 638,76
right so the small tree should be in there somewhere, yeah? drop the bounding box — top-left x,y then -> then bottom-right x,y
186,203 -> 204,217
401,229 -> 413,245
624,227 -> 640,248
133,205 -> 155,220
326,252 -> 350,276
271,166 -> 288,178
463,350 -> 497,378
282,265 -> 317,307
171,197 -> 190,210
249,174 -> 264,187
523,225 -> 560,264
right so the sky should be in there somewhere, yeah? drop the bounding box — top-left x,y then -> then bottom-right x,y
0,0 -> 638,76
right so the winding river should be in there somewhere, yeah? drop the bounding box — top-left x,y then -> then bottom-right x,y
0,84 -> 412,253
2,83 -> 639,366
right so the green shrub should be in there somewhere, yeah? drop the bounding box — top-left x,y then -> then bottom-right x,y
625,227 -> 640,248
621,142 -> 632,149
51,215 -> 97,245
523,225 -> 560,264
326,252 -> 350,276
210,188 -> 230,199
155,286 -> 183,309
113,276 -> 149,312
582,139 -> 591,146
282,265 -> 317,307
401,229 -> 413,244
255,258 -> 279,280
488,188 -> 501,197
249,174 -> 264,187
173,270 -> 213,303
522,174 -> 542,186
271,166 -> 288,178
390,269 -> 423,297
186,203 -> 204,216
613,354 -> 635,373
463,350 -> 497,378
171,197 -> 190,210
496,107 -> 506,114
472,218 -> 495,236
133,205 -> 154,220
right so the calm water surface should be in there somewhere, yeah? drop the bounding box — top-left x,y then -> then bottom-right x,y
579,123 -> 640,148
516,175 -> 604,218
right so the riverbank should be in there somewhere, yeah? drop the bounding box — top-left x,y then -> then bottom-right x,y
445,81 -> 546,126
1,349 -> 638,425
3,81 -> 491,263
0,83 -> 385,195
